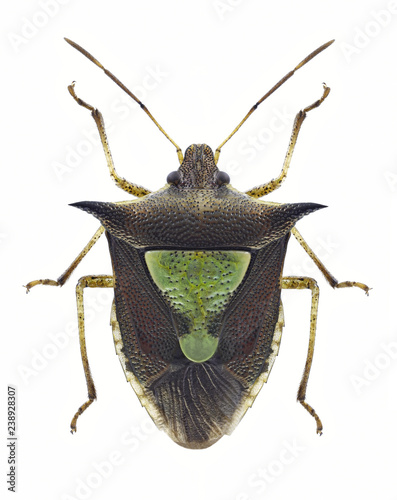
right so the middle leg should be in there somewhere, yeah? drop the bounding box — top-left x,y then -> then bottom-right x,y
291,227 -> 370,295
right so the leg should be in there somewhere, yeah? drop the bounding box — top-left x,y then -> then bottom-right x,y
292,227 -> 370,295
246,84 -> 330,198
281,276 -> 323,434
71,275 -> 114,433
25,226 -> 105,292
68,82 -> 151,198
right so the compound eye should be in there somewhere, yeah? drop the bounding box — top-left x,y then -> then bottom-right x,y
216,171 -> 230,186
167,170 -> 181,185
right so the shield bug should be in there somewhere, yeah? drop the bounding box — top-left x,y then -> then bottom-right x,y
26,39 -> 369,449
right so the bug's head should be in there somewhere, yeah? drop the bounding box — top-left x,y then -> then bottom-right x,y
166,144 -> 230,189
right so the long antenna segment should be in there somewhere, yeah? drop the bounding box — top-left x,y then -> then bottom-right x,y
64,38 -> 184,164
214,39 -> 335,164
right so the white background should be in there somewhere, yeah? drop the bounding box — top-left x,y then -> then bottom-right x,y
2,1 -> 396,499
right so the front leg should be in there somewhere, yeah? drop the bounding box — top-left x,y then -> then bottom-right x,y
68,82 -> 151,198
246,84 -> 330,198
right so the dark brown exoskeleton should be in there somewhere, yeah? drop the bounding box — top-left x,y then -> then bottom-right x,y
26,39 -> 369,449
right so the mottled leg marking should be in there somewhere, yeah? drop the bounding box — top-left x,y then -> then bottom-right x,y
68,82 -> 151,198
71,275 -> 114,433
281,276 -> 323,435
25,226 -> 105,292
246,84 -> 330,198
292,227 -> 370,295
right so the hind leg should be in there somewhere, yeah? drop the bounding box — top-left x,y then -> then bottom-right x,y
71,275 -> 114,433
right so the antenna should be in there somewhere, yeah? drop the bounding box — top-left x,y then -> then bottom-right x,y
64,38 -> 183,164
214,40 -> 334,164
